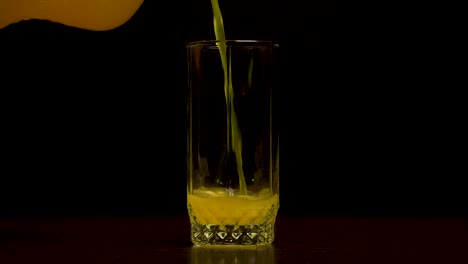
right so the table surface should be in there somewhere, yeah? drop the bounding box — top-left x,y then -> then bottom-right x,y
1,215 -> 466,264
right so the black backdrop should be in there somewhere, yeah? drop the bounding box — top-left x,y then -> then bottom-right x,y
0,1 -> 446,217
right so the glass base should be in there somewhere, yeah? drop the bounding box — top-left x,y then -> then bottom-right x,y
187,193 -> 279,246
190,222 -> 275,246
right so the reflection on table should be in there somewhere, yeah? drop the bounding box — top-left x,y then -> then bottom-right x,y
190,245 -> 276,264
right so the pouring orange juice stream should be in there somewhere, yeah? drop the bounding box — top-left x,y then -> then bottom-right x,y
187,0 -> 278,227
0,0 -> 278,227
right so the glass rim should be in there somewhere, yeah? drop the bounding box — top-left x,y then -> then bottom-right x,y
187,40 -> 279,48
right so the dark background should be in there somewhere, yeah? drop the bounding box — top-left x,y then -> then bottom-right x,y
0,1 -> 446,217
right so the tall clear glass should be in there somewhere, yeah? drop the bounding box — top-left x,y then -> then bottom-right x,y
187,40 -> 280,246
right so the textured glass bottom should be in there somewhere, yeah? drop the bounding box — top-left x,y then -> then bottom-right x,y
188,203 -> 278,246
190,222 -> 275,246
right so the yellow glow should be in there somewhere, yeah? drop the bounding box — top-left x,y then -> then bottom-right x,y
0,0 -> 144,31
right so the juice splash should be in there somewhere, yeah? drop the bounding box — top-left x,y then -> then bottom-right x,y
0,0 -> 144,31
211,0 -> 247,195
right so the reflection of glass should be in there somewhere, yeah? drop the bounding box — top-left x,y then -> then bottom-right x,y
190,245 -> 276,264
187,40 -> 280,246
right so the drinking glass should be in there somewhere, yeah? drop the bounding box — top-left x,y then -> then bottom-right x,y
187,40 -> 280,246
